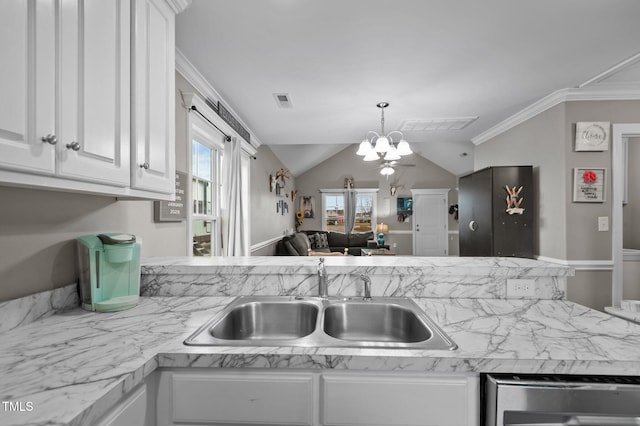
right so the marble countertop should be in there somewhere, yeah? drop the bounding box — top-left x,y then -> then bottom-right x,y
142,255 -> 575,277
605,306 -> 640,324
2,296 -> 640,425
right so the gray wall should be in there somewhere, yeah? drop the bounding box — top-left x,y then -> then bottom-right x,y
250,144 -> 296,252
295,143 -> 458,255
474,104 -> 567,259
475,99 -> 640,311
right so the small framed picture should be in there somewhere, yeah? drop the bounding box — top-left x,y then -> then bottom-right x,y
573,167 -> 606,202
575,122 -> 610,151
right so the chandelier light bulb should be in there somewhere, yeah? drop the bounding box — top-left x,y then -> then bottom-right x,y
384,147 -> 401,161
396,139 -> 413,156
380,166 -> 395,176
356,139 -> 373,156
374,135 -> 391,153
363,150 -> 380,161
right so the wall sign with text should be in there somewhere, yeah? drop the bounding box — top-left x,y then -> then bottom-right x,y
573,167 -> 606,203
154,171 -> 187,221
575,122 -> 610,151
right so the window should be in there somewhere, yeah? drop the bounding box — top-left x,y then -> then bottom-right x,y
354,193 -> 374,232
189,115 -> 224,256
321,190 -> 377,233
324,194 -> 344,232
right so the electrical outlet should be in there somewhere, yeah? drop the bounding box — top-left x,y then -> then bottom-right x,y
507,279 -> 536,298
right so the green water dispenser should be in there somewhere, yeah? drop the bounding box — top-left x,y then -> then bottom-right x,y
77,233 -> 141,312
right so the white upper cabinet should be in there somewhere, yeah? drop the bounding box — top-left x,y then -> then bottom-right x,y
58,0 -> 131,186
0,1 -> 56,174
0,0 -> 181,199
131,0 -> 176,194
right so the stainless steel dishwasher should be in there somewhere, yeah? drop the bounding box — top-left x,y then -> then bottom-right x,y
483,373 -> 640,425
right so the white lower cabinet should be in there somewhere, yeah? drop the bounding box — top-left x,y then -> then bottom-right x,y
96,384 -> 149,426
321,373 -> 479,426
153,369 -> 479,426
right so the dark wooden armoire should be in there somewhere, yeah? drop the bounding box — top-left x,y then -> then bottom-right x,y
458,166 -> 534,258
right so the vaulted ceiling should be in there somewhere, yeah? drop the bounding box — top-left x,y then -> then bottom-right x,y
176,0 -> 640,177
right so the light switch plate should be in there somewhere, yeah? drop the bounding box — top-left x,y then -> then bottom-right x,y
507,279 -> 536,298
598,216 -> 609,232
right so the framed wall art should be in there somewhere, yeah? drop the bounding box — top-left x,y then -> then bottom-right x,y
573,167 -> 606,202
300,196 -> 315,218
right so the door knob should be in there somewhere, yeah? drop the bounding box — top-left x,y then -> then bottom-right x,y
41,134 -> 57,145
468,221 -> 478,232
66,141 -> 81,151
139,162 -> 150,170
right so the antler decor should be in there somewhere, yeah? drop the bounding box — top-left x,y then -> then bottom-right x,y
505,185 -> 524,215
275,168 -> 290,182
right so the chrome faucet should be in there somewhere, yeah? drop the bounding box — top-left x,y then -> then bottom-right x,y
360,274 -> 372,301
317,258 -> 328,298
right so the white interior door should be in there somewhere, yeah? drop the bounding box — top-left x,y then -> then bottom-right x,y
412,189 -> 449,256
613,124 -> 640,307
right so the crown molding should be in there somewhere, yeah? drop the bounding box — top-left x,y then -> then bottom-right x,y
175,49 -> 262,148
472,83 -> 640,146
165,0 -> 191,14
578,52 -> 640,87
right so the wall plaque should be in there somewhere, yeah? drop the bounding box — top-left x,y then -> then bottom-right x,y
154,171 -> 187,221
575,122 -> 610,151
573,167 -> 606,202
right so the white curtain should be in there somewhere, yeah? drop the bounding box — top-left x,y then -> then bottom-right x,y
222,138 -> 249,256
344,190 -> 357,235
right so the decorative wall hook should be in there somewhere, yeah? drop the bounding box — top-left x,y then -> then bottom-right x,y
390,183 -> 403,196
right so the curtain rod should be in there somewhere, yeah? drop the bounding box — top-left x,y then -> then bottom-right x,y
190,105 -> 232,142
189,105 -> 257,160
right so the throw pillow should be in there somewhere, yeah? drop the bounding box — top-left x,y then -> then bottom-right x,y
349,232 -> 372,247
307,233 -> 317,248
315,232 -> 329,249
327,231 -> 348,247
287,233 -> 311,255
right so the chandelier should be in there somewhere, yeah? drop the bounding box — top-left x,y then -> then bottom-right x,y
356,102 -> 413,165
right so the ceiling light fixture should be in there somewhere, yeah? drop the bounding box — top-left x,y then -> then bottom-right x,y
356,102 -> 413,174
380,164 -> 395,176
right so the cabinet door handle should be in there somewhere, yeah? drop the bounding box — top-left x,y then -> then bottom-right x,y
66,141 -> 81,151
41,134 -> 57,145
468,221 -> 478,232
139,162 -> 150,170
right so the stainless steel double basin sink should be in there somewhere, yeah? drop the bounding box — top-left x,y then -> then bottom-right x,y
184,296 -> 457,350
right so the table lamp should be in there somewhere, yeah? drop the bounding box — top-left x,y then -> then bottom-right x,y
376,223 -> 388,246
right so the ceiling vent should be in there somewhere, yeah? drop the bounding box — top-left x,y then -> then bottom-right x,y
273,93 -> 293,108
400,116 -> 478,131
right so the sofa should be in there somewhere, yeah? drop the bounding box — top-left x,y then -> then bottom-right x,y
275,230 -> 373,256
